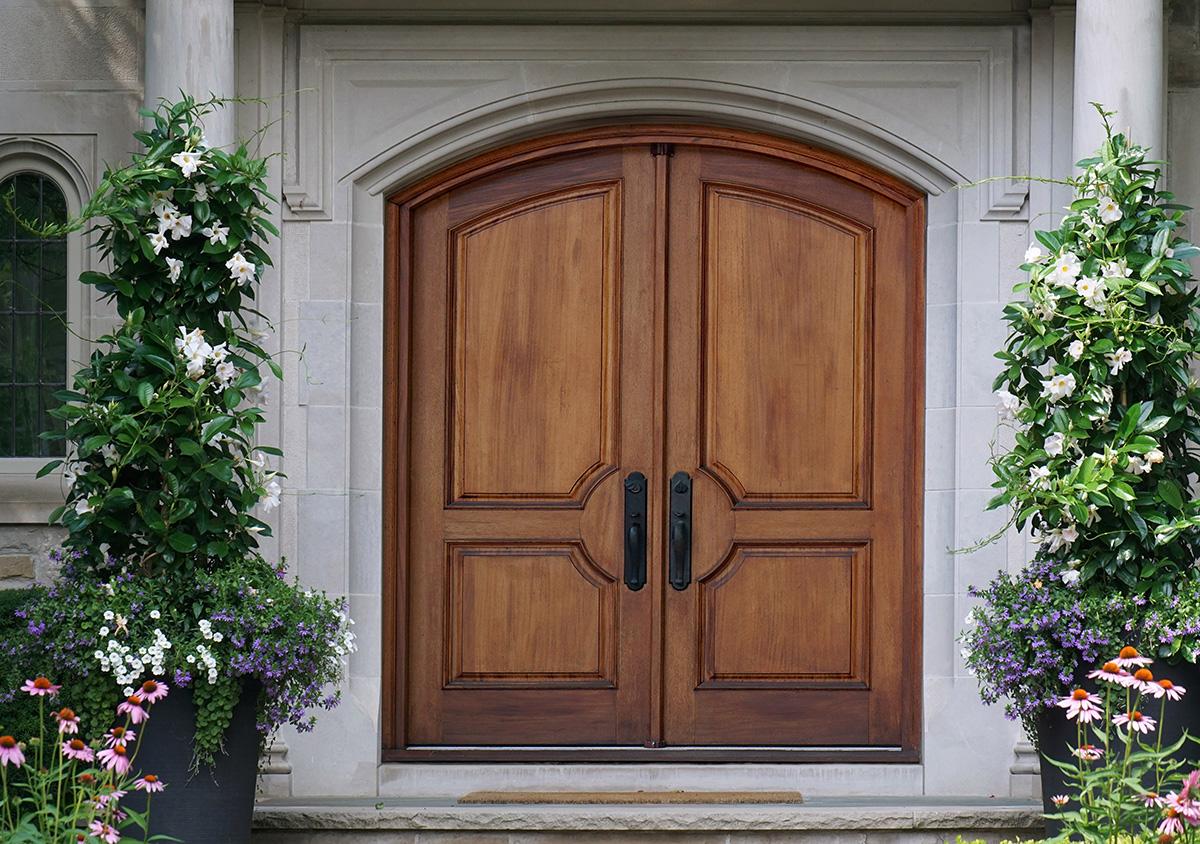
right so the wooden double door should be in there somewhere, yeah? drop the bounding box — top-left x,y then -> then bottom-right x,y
384,127 -> 924,759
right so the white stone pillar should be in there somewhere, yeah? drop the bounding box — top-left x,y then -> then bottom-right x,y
1072,0 -> 1164,159
144,0 -> 236,147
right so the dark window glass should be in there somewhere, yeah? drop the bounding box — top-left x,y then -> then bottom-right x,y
0,173 -> 68,457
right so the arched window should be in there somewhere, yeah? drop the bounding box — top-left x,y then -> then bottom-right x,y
0,172 -> 68,457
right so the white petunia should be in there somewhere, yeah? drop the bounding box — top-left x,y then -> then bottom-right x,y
202,222 -> 229,246
1067,339 -> 1085,360
1042,372 -> 1077,402
1024,243 -> 1045,264
995,388 -> 1021,420
225,252 -> 256,284
1050,252 -> 1082,287
1105,347 -> 1132,375
149,231 -> 168,255
1097,195 -> 1123,224
1044,432 -> 1066,457
171,150 -> 204,178
165,257 -> 183,282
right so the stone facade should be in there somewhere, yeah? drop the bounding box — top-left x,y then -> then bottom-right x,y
0,0 -> 1190,808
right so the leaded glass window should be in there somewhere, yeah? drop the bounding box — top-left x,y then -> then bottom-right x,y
0,172 -> 68,457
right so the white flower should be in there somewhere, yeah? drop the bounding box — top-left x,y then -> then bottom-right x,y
1024,243 -> 1045,263
194,182 -> 209,202
1067,339 -> 1085,360
1147,448 -> 1165,465
1075,276 -> 1105,303
99,626 -> 109,637
1105,347 -> 1132,375
261,479 -> 282,512
75,498 -> 95,515
1043,523 -> 1079,553
1044,432 -> 1066,457
62,461 -> 83,488
165,257 -> 183,282
168,213 -> 192,241
1042,372 -> 1077,402
1062,569 -> 1081,586
1126,454 -> 1153,475
1096,195 -> 1122,224
1050,251 -> 1081,287
1085,504 -> 1099,526
225,252 -> 256,283
1034,294 -> 1059,321
208,343 -> 229,364
148,231 -> 169,255
171,150 -> 204,178
103,610 -> 114,621
1029,465 -> 1051,487
99,443 -> 119,466
1102,259 -> 1132,280
995,389 -> 1021,420
202,222 -> 229,246
214,361 -> 237,390
154,202 -> 179,233
150,609 -> 160,620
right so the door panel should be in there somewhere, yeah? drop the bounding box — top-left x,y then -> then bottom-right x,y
662,145 -> 921,747
405,148 -> 659,745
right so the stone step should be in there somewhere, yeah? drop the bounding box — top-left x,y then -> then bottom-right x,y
252,796 -> 1044,843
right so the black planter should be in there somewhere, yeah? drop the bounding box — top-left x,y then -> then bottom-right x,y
1037,660 -> 1200,836
124,681 -> 260,844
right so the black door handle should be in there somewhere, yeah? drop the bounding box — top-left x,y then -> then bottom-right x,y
623,472 -> 647,591
669,471 -> 692,591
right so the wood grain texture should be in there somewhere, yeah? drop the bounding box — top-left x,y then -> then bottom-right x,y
383,126 -> 924,759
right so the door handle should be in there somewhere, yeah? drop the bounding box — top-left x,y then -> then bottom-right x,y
669,471 -> 692,591
623,472 -> 647,591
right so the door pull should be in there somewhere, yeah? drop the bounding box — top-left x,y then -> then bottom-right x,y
623,471 -> 647,591
669,471 -> 692,591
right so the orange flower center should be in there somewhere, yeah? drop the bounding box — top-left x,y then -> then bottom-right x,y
142,681 -> 158,693
126,695 -> 143,706
33,677 -> 51,690
0,736 -> 15,749
143,774 -> 158,783
57,708 -> 75,720
1130,711 -> 1144,722
1161,679 -> 1175,690
1103,661 -> 1121,673
1135,669 -> 1154,682
1168,807 -> 1180,818
110,727 -> 125,738
79,773 -> 95,784
1120,646 -> 1140,659
113,745 -> 127,757
1072,688 -> 1090,700
69,739 -> 85,751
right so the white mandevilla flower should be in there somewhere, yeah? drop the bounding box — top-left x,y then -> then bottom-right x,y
194,182 -> 209,202
1028,465 -> 1051,487
995,388 -> 1021,420
1067,339 -> 1085,360
75,498 -> 95,515
1061,569 -> 1081,586
1075,276 -> 1105,304
1084,504 -> 1099,526
214,360 -> 238,391
1050,251 -> 1081,287
225,252 -> 255,283
1102,259 -> 1132,281
165,257 -> 183,282
1096,194 -> 1123,224
1146,448 -> 1165,466
1043,523 -> 1079,553
167,213 -> 192,241
170,149 -> 204,178
202,222 -> 229,246
1044,432 -> 1066,457
261,479 -> 282,512
99,443 -> 119,467
154,202 -> 179,233
1105,347 -> 1132,375
62,460 -> 83,488
1024,243 -> 1045,264
1126,454 -> 1153,475
1034,293 -> 1059,322
148,231 -> 168,255
1042,372 -> 1077,402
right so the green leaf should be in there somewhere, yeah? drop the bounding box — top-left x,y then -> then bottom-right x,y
1109,480 -> 1137,502
168,532 -> 197,553
36,459 -> 64,478
137,381 -> 154,408
201,415 -> 235,444
1159,479 -> 1185,511
176,437 -> 203,456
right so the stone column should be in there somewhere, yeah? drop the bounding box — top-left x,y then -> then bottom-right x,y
1072,0 -> 1164,158
144,0 -> 236,147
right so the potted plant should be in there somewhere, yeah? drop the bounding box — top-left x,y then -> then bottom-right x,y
960,105 -> 1200,822
4,97 -> 353,843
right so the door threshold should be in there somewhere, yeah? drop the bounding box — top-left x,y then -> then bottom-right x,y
382,746 -> 915,764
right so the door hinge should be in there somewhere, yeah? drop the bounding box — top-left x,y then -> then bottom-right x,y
650,143 -> 675,158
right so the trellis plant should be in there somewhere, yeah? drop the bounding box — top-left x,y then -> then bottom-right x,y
989,106 -> 1200,594
5,96 -> 353,764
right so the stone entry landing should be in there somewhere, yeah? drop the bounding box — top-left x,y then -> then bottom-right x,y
251,796 -> 1042,843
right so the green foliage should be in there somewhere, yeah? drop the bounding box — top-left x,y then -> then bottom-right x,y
988,106 -> 1200,594
0,588 -> 42,742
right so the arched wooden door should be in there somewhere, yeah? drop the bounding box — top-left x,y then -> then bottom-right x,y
383,127 -> 924,761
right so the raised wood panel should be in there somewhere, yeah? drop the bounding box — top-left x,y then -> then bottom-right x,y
447,542 -> 617,687
698,542 -> 870,688
700,185 -> 872,508
448,183 -> 621,507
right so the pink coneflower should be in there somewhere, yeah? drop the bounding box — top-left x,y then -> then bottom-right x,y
105,726 -> 135,748
1073,744 -> 1104,761
92,786 -> 126,806
1051,794 -> 1069,807
20,676 -> 60,697
96,743 -> 131,775
1146,678 -> 1188,701
1114,710 -> 1157,734
61,738 -> 94,763
135,773 -> 166,793
0,735 -> 24,768
53,707 -> 80,734
1115,645 -> 1153,669
1057,688 -> 1103,722
1159,807 -> 1187,837
117,694 -> 148,724
88,820 -> 120,844
139,679 -> 169,704
1088,661 -> 1132,685
1144,791 -> 1167,807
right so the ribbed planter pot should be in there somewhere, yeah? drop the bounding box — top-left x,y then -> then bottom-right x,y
1036,660 -> 1200,837
125,681 -> 259,844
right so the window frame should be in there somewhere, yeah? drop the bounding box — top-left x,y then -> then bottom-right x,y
0,141 -> 92,523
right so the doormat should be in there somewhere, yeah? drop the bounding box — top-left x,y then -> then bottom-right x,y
458,790 -> 804,805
